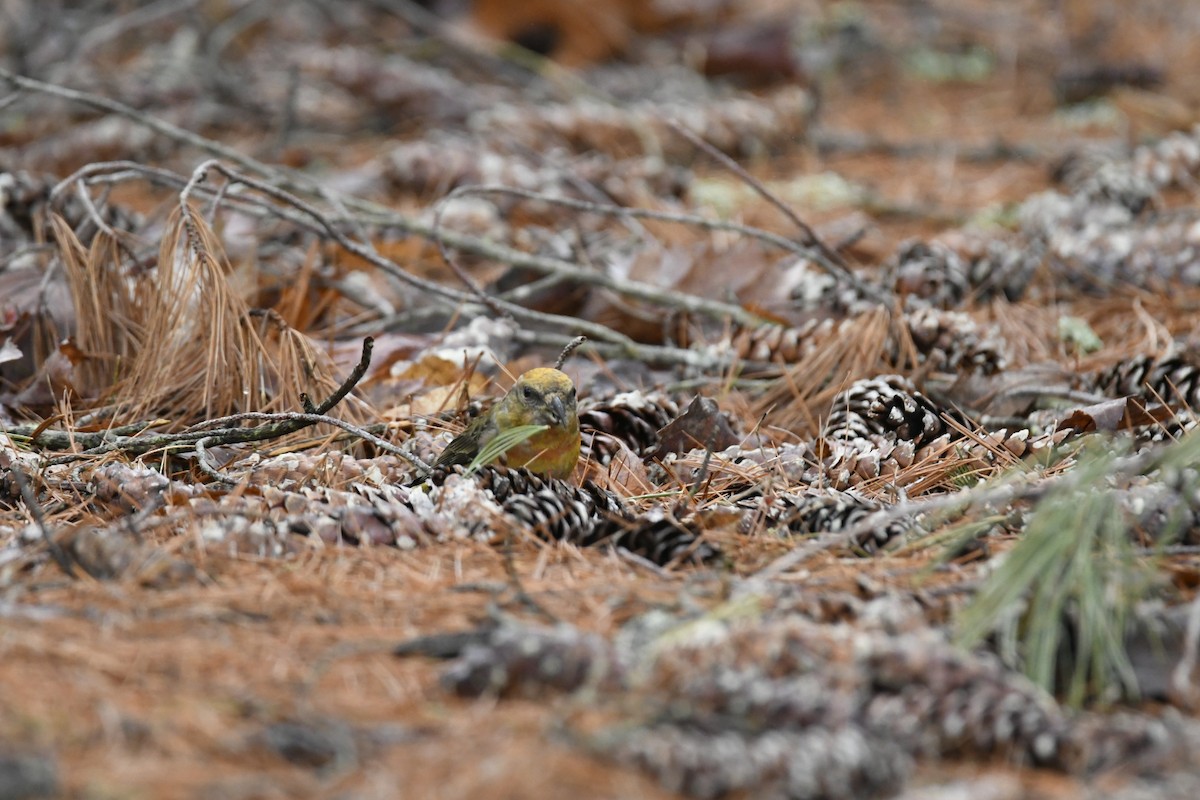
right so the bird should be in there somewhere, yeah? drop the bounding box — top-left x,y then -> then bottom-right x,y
433,367 -> 580,479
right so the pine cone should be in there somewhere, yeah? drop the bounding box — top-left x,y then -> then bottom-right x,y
1072,161 -> 1156,215
822,375 -> 964,447
756,487 -> 913,554
959,235 -> 1041,302
1132,124 -> 1200,190
579,391 -> 680,464
441,623 -> 619,698
899,306 -> 1008,375
595,505 -> 721,565
604,725 -> 910,800
885,240 -> 969,307
862,637 -> 1074,767
1093,354 -> 1200,410
503,485 -> 608,546
724,317 -> 841,364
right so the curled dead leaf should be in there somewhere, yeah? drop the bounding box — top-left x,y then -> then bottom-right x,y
654,396 -> 740,457
1060,397 -> 1176,433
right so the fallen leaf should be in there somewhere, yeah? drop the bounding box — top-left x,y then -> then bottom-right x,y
1060,397 -> 1176,433
654,396 -> 740,456
0,338 -> 22,365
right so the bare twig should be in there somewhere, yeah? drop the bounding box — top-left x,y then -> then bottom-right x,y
0,449 -> 76,578
745,436 -> 1193,585
554,336 -> 587,370
196,410 -> 432,471
11,67 -> 758,368
667,120 -> 887,304
47,167 -> 734,374
0,67 -> 268,176
305,337 -> 375,416
12,68 -> 761,337
181,161 -> 656,354
432,186 -> 766,327
430,193 -> 511,321
194,435 -> 237,485
15,338 -> 431,469
811,129 -> 1045,163
510,328 -> 738,371
441,184 -> 884,307
670,121 -> 838,258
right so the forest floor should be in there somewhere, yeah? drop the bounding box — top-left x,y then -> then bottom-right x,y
4,1 -> 1200,798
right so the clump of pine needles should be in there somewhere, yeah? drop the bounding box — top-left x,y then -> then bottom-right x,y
955,434 -> 1200,706
465,424 -> 549,475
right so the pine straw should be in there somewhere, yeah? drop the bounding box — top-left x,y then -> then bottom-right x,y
753,305 -> 893,436
51,209 -> 370,429
0,543 -> 690,798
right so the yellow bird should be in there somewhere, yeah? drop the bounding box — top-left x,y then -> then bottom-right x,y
433,367 -> 581,479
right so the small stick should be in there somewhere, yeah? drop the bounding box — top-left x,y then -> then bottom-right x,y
667,120 -> 887,305
310,336 -> 374,415
554,336 -> 587,370
194,435 -> 238,485
0,451 -> 76,578
442,183 -> 887,306
668,119 -> 845,266
431,195 -> 512,321
1,67 -> 772,329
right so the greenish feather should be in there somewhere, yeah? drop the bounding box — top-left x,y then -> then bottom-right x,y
465,423 -> 549,475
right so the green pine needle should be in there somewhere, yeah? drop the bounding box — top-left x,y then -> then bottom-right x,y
465,424 -> 549,475
953,438 -> 1192,706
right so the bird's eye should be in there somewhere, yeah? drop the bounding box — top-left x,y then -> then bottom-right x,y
568,387 -> 576,399
522,384 -> 536,401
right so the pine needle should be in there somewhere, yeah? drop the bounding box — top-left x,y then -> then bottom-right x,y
954,439 -> 1184,705
466,424 -> 549,475
50,207 -> 371,428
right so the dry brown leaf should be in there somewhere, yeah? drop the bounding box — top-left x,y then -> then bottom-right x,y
1059,396 -> 1176,433
0,266 -> 74,384
579,434 -> 650,496
655,396 -> 740,457
7,339 -> 84,411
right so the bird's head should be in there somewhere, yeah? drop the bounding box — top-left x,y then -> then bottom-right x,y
503,367 -> 578,428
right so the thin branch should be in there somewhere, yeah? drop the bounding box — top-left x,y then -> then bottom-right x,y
441,183 -> 886,307
430,192 -> 512,320
9,69 -> 764,364
0,450 -> 76,578
554,336 -> 587,370
43,409 -> 433,473
308,337 -> 375,416
429,187 -> 766,326
743,476 -> 1054,585
10,69 -> 763,334
194,435 -> 237,485
50,162 -> 735,372
0,67 -> 269,176
2,420 -> 168,450
744,436 -> 1192,586
667,120 -> 886,304
510,328 -> 744,371
811,129 -> 1045,163
182,161 -> 649,353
